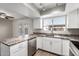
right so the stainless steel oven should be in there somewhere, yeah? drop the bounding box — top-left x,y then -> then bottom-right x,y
69,41 -> 79,56
69,49 -> 75,56
28,37 -> 36,56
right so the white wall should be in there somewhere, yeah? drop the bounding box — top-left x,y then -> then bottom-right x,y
33,17 -> 43,29
0,17 -> 34,40
13,17 -> 33,37
0,18 -> 13,40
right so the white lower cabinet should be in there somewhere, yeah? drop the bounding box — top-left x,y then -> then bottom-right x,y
10,41 -> 28,56
1,41 -> 28,56
37,37 -> 70,56
62,40 -> 70,56
36,37 -> 43,49
52,38 -> 62,55
42,37 -> 52,52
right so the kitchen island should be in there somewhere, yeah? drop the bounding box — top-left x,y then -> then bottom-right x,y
0,35 -> 36,56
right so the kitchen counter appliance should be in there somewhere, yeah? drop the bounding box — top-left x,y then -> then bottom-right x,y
28,37 -> 36,56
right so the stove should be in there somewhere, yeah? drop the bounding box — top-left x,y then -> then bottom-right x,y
70,41 -> 79,56
71,41 -> 79,50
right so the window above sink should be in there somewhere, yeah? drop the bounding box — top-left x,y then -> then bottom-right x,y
42,16 -> 66,31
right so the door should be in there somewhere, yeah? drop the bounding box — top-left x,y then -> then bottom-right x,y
42,37 -> 52,52
52,38 -> 62,54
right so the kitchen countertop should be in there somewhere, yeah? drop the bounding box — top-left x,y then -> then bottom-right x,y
0,35 -> 36,46
1,32 -> 79,46
33,31 -> 79,36
33,33 -> 79,42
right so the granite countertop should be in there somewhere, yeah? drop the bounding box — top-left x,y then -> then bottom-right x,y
33,33 -> 79,42
1,33 -> 79,46
33,31 -> 79,36
0,35 -> 36,46
53,35 -> 79,42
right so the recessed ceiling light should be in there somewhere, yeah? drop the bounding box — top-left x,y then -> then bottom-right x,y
53,10 -> 63,14
42,8 -> 46,11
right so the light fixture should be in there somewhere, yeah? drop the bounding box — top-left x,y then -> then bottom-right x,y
0,13 -> 6,18
53,10 -> 62,14
39,3 -> 46,11
42,8 -> 46,11
0,12 -> 14,19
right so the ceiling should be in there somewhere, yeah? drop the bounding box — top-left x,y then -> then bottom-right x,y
29,3 -> 66,15
0,3 -> 66,19
31,3 -> 65,11
0,3 -> 40,19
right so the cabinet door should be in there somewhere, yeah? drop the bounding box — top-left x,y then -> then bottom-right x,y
67,9 -> 78,28
10,41 -> 28,56
36,37 -> 43,49
62,40 -> 70,56
42,37 -> 52,52
1,43 -> 10,56
10,48 -> 27,56
52,38 -> 62,54
77,9 -> 79,27
66,3 -> 79,13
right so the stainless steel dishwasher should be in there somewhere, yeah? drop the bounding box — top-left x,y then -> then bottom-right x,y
28,37 -> 36,56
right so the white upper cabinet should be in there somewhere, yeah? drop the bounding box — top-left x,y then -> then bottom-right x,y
66,3 -> 79,13
33,18 -> 42,29
66,3 -> 79,29
67,9 -> 79,29
77,9 -> 79,26
67,9 -> 78,28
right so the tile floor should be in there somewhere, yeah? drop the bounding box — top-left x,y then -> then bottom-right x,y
34,50 -> 57,56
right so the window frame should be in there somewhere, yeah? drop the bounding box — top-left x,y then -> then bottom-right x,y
42,15 -> 66,31
52,15 -> 66,31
